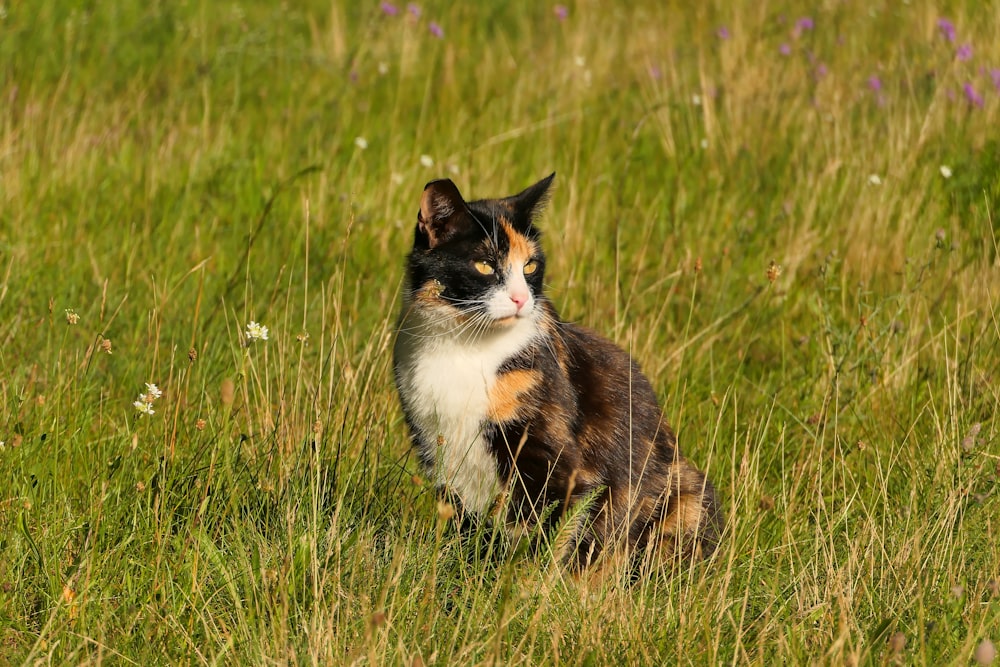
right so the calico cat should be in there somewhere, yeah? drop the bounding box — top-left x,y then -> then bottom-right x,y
393,173 -> 722,570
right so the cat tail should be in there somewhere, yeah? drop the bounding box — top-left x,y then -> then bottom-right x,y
655,460 -> 724,563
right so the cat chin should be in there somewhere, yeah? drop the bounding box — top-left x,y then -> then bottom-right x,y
488,307 -> 539,328
486,300 -> 536,324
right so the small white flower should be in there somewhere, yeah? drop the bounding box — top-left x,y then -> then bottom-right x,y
390,172 -> 405,185
700,138 -> 709,149
144,383 -> 163,400
419,154 -> 434,168
692,94 -> 702,106
246,321 -> 269,342
0,441 -> 5,450
868,174 -> 882,186
134,399 -> 155,416
448,163 -> 460,175
377,62 -> 389,75
574,55 -> 586,68
354,136 -> 368,150
939,165 -> 952,178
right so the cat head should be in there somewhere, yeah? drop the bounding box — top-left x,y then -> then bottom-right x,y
405,173 -> 555,329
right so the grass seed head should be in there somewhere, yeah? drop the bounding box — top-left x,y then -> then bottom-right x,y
436,500 -> 456,521
767,260 -> 782,283
221,379 -> 235,406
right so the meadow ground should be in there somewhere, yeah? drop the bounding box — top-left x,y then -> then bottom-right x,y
2,1 -> 999,664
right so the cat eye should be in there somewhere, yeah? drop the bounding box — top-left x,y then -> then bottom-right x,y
473,261 -> 495,275
523,260 -> 539,275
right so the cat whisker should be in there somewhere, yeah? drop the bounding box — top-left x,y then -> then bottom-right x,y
402,304 -> 501,343
441,297 -> 488,307
457,311 -> 495,343
467,208 -> 497,248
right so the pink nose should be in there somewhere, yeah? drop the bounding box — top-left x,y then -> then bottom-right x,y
510,292 -> 528,311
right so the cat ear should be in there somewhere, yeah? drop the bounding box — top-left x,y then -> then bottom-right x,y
418,179 -> 471,248
505,172 -> 556,224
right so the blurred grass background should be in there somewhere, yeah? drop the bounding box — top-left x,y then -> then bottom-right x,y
1,1 -> 998,663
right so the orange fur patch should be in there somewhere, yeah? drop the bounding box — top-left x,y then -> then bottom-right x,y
410,278 -> 475,325
488,368 -> 540,423
659,491 -> 706,537
499,220 -> 535,269
414,279 -> 445,305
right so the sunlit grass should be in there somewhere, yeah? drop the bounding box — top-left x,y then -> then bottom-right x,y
1,1 -> 999,664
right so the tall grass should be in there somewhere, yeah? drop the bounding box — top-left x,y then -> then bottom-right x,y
1,1 -> 998,664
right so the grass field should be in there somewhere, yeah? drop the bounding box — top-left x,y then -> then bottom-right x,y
2,1 -> 999,664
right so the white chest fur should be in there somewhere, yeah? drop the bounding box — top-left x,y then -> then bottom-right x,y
395,313 -> 540,514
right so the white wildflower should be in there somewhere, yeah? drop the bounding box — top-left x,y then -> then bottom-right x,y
354,136 -> 369,150
133,399 -> 155,416
419,154 -> 434,168
692,94 -> 702,106
939,165 -> 952,178
245,321 -> 269,342
868,174 -> 882,186
144,383 -> 163,400
377,62 -> 389,75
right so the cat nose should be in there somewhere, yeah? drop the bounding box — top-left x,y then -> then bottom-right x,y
510,292 -> 529,311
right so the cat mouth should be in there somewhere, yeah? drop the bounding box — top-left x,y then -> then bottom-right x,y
492,308 -> 536,327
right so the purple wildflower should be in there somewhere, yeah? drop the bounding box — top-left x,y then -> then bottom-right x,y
407,3 -> 421,18
815,63 -> 828,80
779,43 -> 792,56
717,26 -> 731,40
990,68 -> 1000,93
936,18 -> 956,42
428,21 -> 444,38
796,17 -> 814,31
868,76 -> 887,106
956,44 -> 972,62
963,82 -> 984,107
648,64 -> 662,80
554,4 -> 568,21
380,1 -> 399,16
